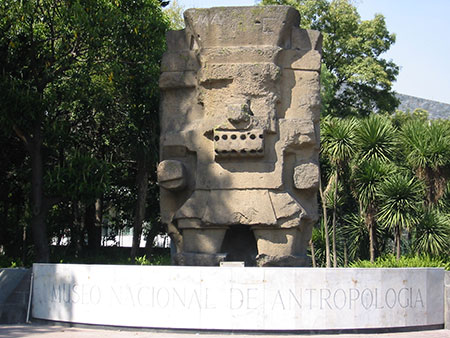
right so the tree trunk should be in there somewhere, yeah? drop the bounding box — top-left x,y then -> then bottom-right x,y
396,226 -> 401,260
85,202 -> 101,252
332,172 -> 338,268
310,239 -> 316,268
131,155 -> 149,259
319,175 -> 331,268
366,208 -> 375,263
29,130 -> 50,263
71,202 -> 84,258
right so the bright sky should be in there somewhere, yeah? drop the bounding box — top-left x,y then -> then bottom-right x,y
174,0 -> 450,105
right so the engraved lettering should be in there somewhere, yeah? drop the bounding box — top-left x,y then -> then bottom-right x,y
333,288 -> 346,310
72,284 -> 80,303
247,288 -> 258,310
230,288 -> 244,310
305,288 -> 316,310
320,288 -> 331,310
188,289 -> 202,309
51,284 -> 61,303
172,288 -> 186,307
137,287 -> 151,306
414,288 -> 424,308
288,289 -> 301,309
398,288 -> 409,308
205,288 -> 216,309
374,288 -> 384,309
385,288 -> 396,309
156,287 -> 170,308
361,288 -> 373,310
272,290 -> 285,310
349,288 -> 360,309
90,286 -> 101,305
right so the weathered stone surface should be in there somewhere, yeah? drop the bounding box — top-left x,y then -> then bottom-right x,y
255,254 -> 309,267
32,264 -> 446,331
293,162 -> 319,190
159,71 -> 196,89
0,268 -> 31,324
183,7 -> 300,48
161,51 -> 199,72
158,6 -> 321,266
157,160 -> 187,191
173,252 -> 227,266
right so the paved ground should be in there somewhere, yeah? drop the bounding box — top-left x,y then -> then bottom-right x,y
0,324 -> 449,338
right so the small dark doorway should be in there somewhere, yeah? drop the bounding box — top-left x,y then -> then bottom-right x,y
220,225 -> 258,266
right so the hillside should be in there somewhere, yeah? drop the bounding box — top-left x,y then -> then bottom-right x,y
396,93 -> 450,119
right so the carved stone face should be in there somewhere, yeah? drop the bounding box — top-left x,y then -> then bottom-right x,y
158,6 -> 322,267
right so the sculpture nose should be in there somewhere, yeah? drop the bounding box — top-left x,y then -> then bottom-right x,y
227,102 -> 253,125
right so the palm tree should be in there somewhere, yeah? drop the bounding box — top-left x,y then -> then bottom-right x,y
355,114 -> 397,162
413,209 -> 450,257
352,114 -> 396,262
352,158 -> 393,262
377,173 -> 423,259
400,119 -> 450,207
321,116 -> 357,267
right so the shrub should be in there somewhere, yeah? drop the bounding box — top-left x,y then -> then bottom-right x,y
350,254 -> 450,270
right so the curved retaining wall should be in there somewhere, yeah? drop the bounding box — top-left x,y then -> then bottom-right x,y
32,264 -> 445,331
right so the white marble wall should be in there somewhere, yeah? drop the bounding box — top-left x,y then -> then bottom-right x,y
32,264 -> 444,330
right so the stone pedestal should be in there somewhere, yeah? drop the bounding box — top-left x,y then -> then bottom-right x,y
32,264 -> 446,331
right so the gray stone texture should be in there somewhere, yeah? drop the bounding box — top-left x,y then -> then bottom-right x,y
445,271 -> 450,329
158,6 -> 322,266
0,268 -> 31,324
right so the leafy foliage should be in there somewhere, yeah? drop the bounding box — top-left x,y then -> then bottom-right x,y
0,0 -> 169,263
261,0 -> 399,116
413,210 -> 450,257
350,254 -> 450,270
378,174 -> 423,233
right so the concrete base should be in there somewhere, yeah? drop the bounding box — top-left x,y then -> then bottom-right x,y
0,268 -> 31,324
445,271 -> 450,330
32,264 -> 445,331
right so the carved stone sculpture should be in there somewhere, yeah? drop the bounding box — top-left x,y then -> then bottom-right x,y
158,6 -> 322,266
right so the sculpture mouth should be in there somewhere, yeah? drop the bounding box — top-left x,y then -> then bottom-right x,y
213,129 -> 265,158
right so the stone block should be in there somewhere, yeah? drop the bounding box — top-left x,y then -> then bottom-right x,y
293,162 -> 320,190
32,264 -> 445,331
157,160 -> 187,191
158,6 -> 322,266
0,268 -> 31,324
161,51 -> 199,72
159,71 -> 196,89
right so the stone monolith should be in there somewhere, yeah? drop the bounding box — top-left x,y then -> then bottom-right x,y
158,6 -> 322,266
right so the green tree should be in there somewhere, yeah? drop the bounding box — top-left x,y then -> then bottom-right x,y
377,173 -> 423,259
321,116 -> 357,266
164,0 -> 185,29
0,0 -> 168,262
352,114 -> 396,262
352,158 -> 393,262
400,119 -> 450,207
261,0 -> 399,116
413,210 -> 450,257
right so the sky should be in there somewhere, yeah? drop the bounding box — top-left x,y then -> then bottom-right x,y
172,0 -> 450,105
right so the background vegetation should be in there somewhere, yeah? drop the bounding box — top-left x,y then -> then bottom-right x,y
0,0 -> 448,268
